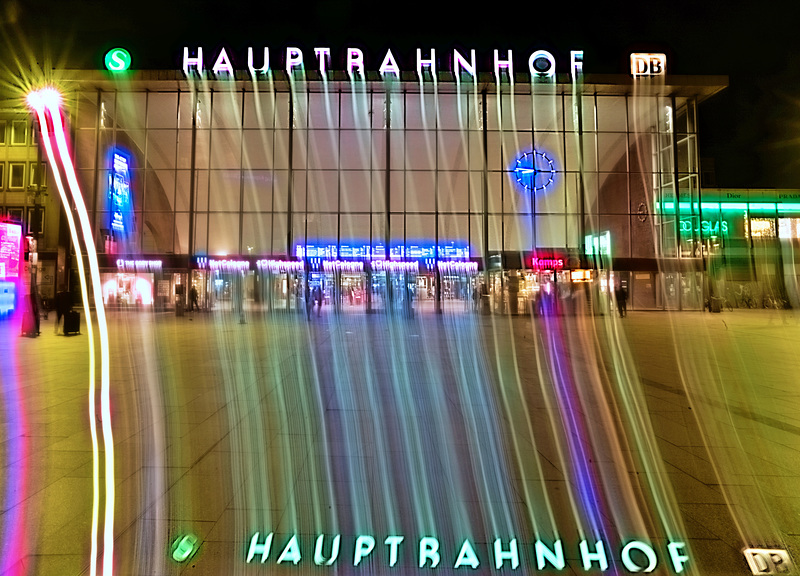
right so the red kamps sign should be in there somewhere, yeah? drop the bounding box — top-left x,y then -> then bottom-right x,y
530,256 -> 564,270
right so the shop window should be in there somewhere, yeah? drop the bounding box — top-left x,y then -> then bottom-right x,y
778,218 -> 800,239
11,120 -> 27,145
746,218 -> 776,238
0,120 -> 6,145
9,163 -> 25,188
0,163 -> 4,188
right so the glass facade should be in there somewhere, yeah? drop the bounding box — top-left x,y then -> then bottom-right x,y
63,74 -> 722,310
71,81 -> 700,255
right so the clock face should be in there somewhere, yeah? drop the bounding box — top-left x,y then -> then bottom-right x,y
513,150 -> 556,193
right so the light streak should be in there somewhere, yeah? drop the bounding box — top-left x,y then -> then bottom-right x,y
28,88 -> 115,576
0,292 -> 28,576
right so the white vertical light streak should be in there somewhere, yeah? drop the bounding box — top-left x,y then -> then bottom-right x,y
28,88 -> 115,576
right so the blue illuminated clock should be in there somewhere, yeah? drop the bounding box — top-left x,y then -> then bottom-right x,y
513,150 -> 556,193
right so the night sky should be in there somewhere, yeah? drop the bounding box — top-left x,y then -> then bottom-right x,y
5,0 -> 799,189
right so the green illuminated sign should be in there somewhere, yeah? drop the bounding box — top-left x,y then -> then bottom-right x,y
245,533 -> 691,572
680,220 -> 729,235
105,48 -> 131,72
171,533 -> 198,562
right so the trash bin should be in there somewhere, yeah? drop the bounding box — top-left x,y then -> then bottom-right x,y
710,297 -> 721,313
176,297 -> 185,317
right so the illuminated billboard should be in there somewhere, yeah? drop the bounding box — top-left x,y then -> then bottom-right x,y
0,222 -> 22,279
108,149 -> 132,238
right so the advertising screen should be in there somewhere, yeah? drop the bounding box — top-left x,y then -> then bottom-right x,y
0,222 -> 22,279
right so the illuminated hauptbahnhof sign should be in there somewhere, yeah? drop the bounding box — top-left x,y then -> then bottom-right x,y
180,46 -> 586,82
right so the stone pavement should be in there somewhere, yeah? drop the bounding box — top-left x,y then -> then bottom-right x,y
1,306 -> 799,575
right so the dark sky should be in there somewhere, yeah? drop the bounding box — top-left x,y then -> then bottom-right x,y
6,0 -> 800,189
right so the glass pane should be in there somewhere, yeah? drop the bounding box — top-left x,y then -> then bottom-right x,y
210,130 -> 242,169
142,213 -> 174,252
437,171 -> 469,213
9,163 -> 25,188
11,121 -> 27,145
146,170 -> 176,211
147,93 -> 178,128
438,131 -> 468,171
243,170 -> 274,212
341,91 -> 371,129
273,170 -> 289,212
307,130 -> 339,170
535,214 -> 566,247
146,130 -> 177,170
505,214 -> 533,251
308,92 -> 339,129
77,94 -> 97,129
596,96 -> 627,131
212,91 -> 242,129
406,171 -> 435,212
339,171 -> 371,212
340,130 -> 371,170
242,130 -> 274,170
597,132 -> 628,172
117,93 -> 146,131
243,91 -> 276,129
208,213 -> 239,254
406,131 -> 436,171
533,93 -> 562,131
307,170 -> 338,212
208,170 -> 240,212
242,214 -> 271,254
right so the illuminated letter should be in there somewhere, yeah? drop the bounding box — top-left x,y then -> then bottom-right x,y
667,542 -> 690,573
277,535 -> 302,564
314,47 -> 331,76
453,49 -> 476,78
248,47 -> 269,77
454,540 -> 480,569
417,49 -> 436,80
246,532 -> 274,563
579,540 -> 608,571
493,539 -> 519,570
419,537 -> 440,568
385,536 -> 404,567
354,536 -> 375,566
621,541 -> 657,573
571,50 -> 584,81
286,47 -> 304,74
494,50 -> 513,84
650,57 -> 663,75
347,48 -> 365,79
529,50 -> 555,81
183,47 -> 203,76
314,534 -> 340,566
212,47 -> 234,76
379,49 -> 401,78
535,540 -> 565,570
722,221 -> 729,233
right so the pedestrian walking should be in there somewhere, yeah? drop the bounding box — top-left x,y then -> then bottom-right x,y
189,285 -> 199,311
616,284 -> 628,318
54,284 -> 71,334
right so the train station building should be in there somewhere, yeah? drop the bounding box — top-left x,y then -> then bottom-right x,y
12,47 -> 797,314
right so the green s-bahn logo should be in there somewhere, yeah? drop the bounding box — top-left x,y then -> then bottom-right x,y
105,48 -> 132,72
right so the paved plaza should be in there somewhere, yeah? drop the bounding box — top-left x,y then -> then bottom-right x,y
2,305 -> 800,575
